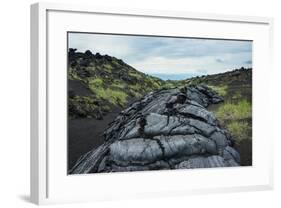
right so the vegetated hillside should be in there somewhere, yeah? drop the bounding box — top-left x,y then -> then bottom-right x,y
68,48 -> 165,120
183,68 -> 252,166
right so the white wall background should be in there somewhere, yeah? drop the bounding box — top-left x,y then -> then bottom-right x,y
0,0 -> 280,207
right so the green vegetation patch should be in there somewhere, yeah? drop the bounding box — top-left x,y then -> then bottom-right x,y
213,99 -> 252,141
111,82 -> 126,89
227,121 -> 250,141
161,82 -> 177,89
146,77 -> 162,89
88,78 -> 103,87
69,95 -> 111,119
215,99 -> 251,121
129,71 -> 143,80
102,64 -> 113,72
69,96 -> 98,118
128,89 -> 142,98
231,91 -> 243,101
68,68 -> 82,81
208,85 -> 228,97
89,85 -> 128,107
102,89 -> 128,107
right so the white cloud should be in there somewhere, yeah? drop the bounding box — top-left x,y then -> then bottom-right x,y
69,33 -> 135,58
131,52 -> 251,75
69,33 -> 252,76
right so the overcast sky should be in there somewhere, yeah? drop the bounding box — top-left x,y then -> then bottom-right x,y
68,33 -> 252,79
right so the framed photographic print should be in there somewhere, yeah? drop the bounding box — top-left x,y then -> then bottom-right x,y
30,2 -> 274,205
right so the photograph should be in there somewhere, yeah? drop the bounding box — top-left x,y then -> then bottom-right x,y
67,32 -> 252,174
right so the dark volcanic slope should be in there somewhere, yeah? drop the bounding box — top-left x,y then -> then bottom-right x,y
70,85 -> 240,174
184,67 -> 252,86
68,48 -> 165,120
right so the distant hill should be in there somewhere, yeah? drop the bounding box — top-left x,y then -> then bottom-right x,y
68,48 -> 165,120
184,67 -> 252,102
184,67 -> 252,87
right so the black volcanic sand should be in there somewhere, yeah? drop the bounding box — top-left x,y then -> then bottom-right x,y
67,98 -> 140,170
236,139 -> 252,166
68,107 -> 120,170
69,79 -> 92,96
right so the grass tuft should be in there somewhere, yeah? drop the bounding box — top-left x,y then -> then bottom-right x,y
88,78 -> 103,87
227,121 -> 250,141
89,86 -> 128,107
213,99 -> 252,141
215,99 -> 251,121
208,85 -> 228,97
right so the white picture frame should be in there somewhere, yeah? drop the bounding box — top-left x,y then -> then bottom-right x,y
30,2 -> 274,205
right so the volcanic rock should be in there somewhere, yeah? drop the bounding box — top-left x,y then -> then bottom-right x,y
69,85 -> 240,174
